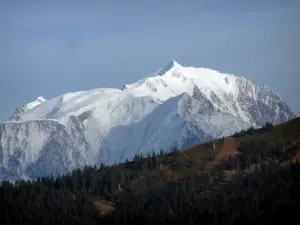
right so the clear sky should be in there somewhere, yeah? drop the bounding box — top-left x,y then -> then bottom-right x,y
1,1 -> 299,121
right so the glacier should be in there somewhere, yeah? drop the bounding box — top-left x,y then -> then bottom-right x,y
0,60 -> 295,180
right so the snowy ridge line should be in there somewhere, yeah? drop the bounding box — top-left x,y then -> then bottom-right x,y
0,60 -> 295,180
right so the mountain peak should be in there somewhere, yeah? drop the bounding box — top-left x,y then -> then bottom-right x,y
36,96 -> 46,103
26,96 -> 46,109
1,60 -> 295,180
157,60 -> 182,75
8,96 -> 46,121
166,60 -> 181,67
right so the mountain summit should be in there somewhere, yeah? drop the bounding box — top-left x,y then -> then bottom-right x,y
157,60 -> 182,75
0,61 -> 295,180
9,96 -> 46,121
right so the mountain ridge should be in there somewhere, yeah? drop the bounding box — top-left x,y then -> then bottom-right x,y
0,60 -> 295,180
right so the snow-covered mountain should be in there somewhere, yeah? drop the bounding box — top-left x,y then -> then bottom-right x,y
9,96 -> 46,121
0,60 -> 295,180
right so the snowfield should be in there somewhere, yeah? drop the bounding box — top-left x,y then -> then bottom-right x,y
0,60 -> 295,180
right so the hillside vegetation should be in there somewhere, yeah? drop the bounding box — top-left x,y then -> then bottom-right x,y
1,117 -> 300,225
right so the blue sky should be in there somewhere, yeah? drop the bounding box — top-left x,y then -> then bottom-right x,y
1,1 -> 300,121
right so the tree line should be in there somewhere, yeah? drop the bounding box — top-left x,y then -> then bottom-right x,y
1,135 -> 300,225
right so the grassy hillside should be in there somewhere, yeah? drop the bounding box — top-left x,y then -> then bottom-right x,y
92,117 -> 300,217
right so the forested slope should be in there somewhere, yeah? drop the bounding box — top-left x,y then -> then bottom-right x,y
1,117 -> 300,225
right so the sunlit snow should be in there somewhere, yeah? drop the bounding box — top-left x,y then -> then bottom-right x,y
0,60 -> 294,180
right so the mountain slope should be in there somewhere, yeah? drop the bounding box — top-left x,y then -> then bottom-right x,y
0,60 -> 295,180
123,60 -> 293,125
